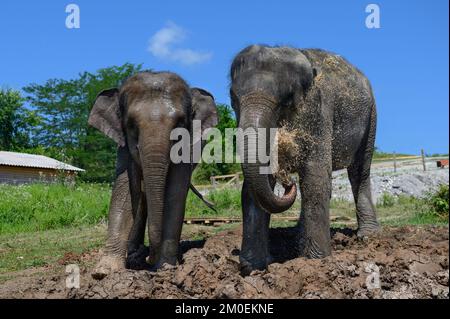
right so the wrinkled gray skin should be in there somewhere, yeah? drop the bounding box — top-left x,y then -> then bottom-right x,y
230,45 -> 379,275
88,71 -> 218,278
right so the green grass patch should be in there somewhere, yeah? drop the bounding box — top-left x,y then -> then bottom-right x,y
329,187 -> 449,226
185,187 -> 242,217
185,186 -> 302,218
375,186 -> 449,226
0,183 -> 111,234
0,224 -> 107,280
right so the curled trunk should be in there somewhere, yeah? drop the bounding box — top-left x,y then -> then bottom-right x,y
239,96 -> 297,214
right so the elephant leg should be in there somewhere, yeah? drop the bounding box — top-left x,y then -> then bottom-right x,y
347,156 -> 379,238
158,163 -> 191,267
126,160 -> 146,254
348,104 -> 379,238
127,196 -> 147,254
240,179 -> 271,276
298,160 -> 332,258
92,147 -> 134,279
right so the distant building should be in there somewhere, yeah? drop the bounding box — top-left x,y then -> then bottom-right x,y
0,151 -> 84,185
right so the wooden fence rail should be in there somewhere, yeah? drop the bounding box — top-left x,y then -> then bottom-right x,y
210,172 -> 242,189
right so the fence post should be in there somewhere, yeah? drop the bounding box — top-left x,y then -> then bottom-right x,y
421,149 -> 426,171
234,173 -> 239,188
393,151 -> 397,173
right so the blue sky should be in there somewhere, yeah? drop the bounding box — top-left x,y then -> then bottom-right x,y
0,0 -> 448,154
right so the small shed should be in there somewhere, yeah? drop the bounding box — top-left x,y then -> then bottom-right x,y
0,151 -> 84,185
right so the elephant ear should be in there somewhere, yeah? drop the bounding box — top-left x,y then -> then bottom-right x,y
88,88 -> 125,147
190,88 -> 218,147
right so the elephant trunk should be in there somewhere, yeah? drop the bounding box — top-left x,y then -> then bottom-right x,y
239,93 -> 297,214
139,130 -> 170,265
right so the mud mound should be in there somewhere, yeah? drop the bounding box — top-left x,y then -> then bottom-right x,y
0,226 -> 448,299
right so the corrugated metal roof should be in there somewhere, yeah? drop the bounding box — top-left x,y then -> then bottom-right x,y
0,151 -> 84,172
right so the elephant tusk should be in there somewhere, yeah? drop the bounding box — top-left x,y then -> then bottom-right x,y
189,184 -> 217,212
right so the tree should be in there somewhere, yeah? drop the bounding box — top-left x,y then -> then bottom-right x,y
0,88 -> 37,151
192,104 -> 241,183
23,63 -> 142,183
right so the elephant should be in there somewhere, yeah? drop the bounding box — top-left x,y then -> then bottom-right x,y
88,71 -> 218,278
230,45 -> 379,274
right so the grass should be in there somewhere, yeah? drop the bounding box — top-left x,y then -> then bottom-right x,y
0,183 -> 243,233
0,183 -> 111,234
0,223 -> 107,281
328,186 -> 449,226
186,187 -> 242,217
1,182 -> 446,234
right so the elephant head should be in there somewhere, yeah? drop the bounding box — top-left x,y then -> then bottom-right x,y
88,71 -> 217,264
230,45 -> 318,214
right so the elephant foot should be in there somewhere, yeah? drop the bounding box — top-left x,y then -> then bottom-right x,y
239,254 -> 272,276
156,261 -> 177,271
357,223 -> 381,239
145,256 -> 177,271
299,236 -> 331,259
91,255 -> 125,280
157,256 -> 177,268
127,243 -> 141,256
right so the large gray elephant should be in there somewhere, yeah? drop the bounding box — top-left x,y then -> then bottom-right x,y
230,45 -> 379,274
88,71 -> 218,278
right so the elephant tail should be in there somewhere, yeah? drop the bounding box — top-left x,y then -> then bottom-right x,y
189,184 -> 217,212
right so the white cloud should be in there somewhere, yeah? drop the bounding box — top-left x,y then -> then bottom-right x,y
148,22 -> 212,65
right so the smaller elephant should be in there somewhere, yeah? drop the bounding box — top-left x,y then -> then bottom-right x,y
88,71 -> 218,278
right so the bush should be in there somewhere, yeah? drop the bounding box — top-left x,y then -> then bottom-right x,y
192,162 -> 241,184
407,184 -> 449,224
191,162 -> 222,184
426,184 -> 449,220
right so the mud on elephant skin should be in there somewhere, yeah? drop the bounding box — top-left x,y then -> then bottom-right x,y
88,71 -> 218,279
230,45 -> 379,274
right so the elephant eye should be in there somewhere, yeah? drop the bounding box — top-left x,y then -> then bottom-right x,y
280,92 -> 294,107
126,116 -> 136,129
127,124 -> 139,142
230,90 -> 239,110
172,115 -> 182,128
173,111 -> 187,127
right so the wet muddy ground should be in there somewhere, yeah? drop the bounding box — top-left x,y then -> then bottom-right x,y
0,225 -> 448,299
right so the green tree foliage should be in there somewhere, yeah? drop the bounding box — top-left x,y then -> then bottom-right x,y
0,88 -> 37,151
23,63 -> 142,183
192,104 -> 241,183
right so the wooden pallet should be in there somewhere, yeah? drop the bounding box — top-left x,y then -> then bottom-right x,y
184,215 -> 353,226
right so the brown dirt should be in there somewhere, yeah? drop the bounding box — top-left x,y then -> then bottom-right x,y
0,225 -> 448,299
